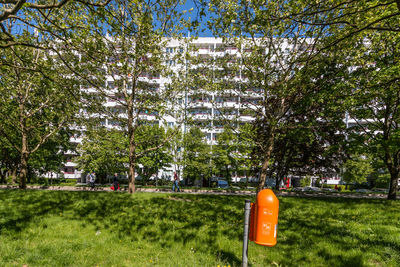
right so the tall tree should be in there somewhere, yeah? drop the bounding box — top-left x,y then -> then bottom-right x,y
76,0 -> 189,193
205,0 -> 333,193
0,38 -> 81,189
342,31 -> 400,199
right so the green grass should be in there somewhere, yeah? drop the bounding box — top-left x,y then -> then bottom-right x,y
0,190 -> 399,267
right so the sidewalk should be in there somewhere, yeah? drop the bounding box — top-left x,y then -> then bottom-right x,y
0,184 -> 255,195
0,184 -> 396,199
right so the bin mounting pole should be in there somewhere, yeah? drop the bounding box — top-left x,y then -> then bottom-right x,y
242,199 -> 251,267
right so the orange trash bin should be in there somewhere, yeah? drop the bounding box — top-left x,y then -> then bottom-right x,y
249,189 -> 279,246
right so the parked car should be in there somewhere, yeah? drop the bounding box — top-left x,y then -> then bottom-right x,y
355,189 -> 371,193
303,187 -> 322,192
293,186 -> 322,192
322,188 -> 335,192
217,180 -> 229,189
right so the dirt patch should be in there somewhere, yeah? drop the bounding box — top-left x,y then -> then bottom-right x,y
167,196 -> 192,202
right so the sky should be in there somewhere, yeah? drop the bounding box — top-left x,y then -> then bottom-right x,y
177,0 -> 215,37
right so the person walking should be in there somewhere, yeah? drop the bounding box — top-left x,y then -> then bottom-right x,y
113,173 -> 120,191
172,172 -> 180,192
87,171 -> 96,190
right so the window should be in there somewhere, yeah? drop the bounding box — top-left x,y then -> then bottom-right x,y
212,133 -> 218,140
166,47 -> 175,54
167,60 -> 175,66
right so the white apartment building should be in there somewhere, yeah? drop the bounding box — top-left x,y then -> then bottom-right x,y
59,37 -> 263,181
60,37 -> 375,187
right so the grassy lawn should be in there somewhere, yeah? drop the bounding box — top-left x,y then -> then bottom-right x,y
0,190 -> 399,267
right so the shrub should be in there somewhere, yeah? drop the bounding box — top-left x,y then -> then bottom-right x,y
300,176 -> 311,187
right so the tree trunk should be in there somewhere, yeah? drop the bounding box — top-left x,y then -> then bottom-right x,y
19,152 -> 28,189
387,169 -> 398,200
225,166 -> 230,184
245,169 -> 248,188
0,170 -> 5,184
19,130 -> 29,189
274,176 -> 279,190
127,103 -> 136,193
11,168 -> 17,184
257,139 -> 274,194
128,125 -> 136,193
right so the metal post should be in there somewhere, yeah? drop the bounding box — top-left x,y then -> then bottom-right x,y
242,199 -> 251,267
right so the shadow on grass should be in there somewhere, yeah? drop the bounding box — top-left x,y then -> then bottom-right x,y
1,190 -> 399,266
72,193 -> 245,265
0,189 -> 72,233
277,196 -> 400,266
0,190 -> 246,265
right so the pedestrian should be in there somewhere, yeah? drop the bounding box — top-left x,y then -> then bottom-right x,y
86,171 -> 96,190
113,173 -> 119,191
172,172 -> 180,192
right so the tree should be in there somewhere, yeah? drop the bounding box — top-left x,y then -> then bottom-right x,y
212,126 -> 238,183
76,127 -> 129,183
0,133 -> 19,183
169,127 -> 184,176
136,125 -> 173,183
182,127 -> 212,185
75,0 -> 189,193
236,124 -> 258,187
0,0 -> 111,48
0,38 -> 82,189
342,155 -> 374,186
281,0 -> 400,52
369,159 -> 391,189
26,129 -> 72,182
341,30 -> 400,199
204,0 -> 337,193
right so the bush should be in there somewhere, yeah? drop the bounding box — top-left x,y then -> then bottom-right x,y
300,176 -> 311,187
337,185 -> 345,191
29,177 -> 77,186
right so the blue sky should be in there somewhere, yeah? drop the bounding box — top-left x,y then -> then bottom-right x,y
177,0 -> 214,37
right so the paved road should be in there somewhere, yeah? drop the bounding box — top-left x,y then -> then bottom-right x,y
0,185 -> 396,199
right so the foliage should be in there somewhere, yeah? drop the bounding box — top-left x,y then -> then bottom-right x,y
0,36 -> 82,188
0,134 -> 19,183
182,127 -> 211,184
202,0 -> 354,193
236,123 -> 259,182
368,159 -> 392,189
75,0 -> 190,193
136,125 -> 173,182
168,127 -> 183,176
27,129 -> 72,176
76,125 -> 173,183
76,128 -> 128,182
212,126 -> 238,183
300,176 -> 312,187
0,1 -> 108,48
342,155 -> 374,185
